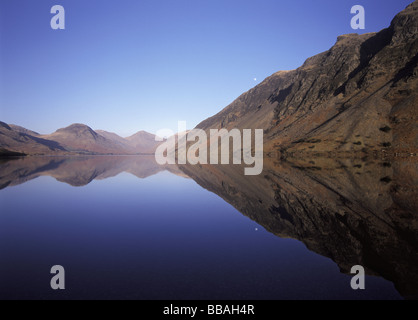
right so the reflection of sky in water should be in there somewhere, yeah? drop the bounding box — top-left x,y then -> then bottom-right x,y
0,171 -> 401,300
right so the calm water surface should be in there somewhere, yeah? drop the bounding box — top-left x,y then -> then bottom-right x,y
1,156 -> 415,300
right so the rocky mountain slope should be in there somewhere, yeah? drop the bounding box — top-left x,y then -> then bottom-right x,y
197,1 -> 418,157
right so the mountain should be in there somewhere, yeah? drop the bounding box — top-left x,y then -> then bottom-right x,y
96,130 -> 135,150
8,124 -> 40,137
0,122 -> 160,156
0,121 -> 66,155
41,124 -> 132,155
126,131 -> 160,154
197,1 -> 418,157
97,130 -> 161,154
2,2 -> 416,157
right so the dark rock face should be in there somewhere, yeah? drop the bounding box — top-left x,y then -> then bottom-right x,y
197,1 -> 418,156
179,158 -> 418,299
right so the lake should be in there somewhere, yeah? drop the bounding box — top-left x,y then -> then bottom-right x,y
0,156 -> 416,300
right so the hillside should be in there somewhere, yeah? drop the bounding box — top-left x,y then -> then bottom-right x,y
197,1 -> 418,157
0,121 -> 66,155
0,122 -> 160,156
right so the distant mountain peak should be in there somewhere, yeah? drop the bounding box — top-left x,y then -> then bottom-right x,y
0,122 -> 161,156
127,130 -> 156,140
56,123 -> 96,132
53,123 -> 100,141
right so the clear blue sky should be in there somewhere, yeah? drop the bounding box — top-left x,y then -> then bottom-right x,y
0,0 -> 413,136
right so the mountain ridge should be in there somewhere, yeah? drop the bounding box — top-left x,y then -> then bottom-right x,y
1,2 -> 417,158
0,122 -> 160,156
197,1 -> 418,157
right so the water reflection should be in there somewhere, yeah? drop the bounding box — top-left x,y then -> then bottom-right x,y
0,156 -> 417,299
0,156 -> 187,189
180,157 -> 418,299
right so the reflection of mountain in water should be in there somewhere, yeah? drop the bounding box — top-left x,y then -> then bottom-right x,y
179,158 -> 418,299
1,155 -> 417,298
0,156 -> 187,188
